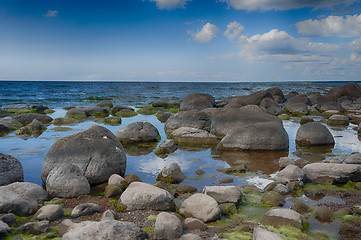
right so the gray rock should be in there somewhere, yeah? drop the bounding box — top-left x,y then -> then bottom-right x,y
261,208 -> 307,230
110,106 -> 136,116
156,162 -> 185,184
180,93 -> 215,111
210,106 -> 282,137
261,191 -> 285,206
152,98 -> 181,108
80,106 -> 109,118
58,219 -> 75,236
183,217 -> 207,231
253,227 -> 284,240
0,213 -> 17,226
0,220 -> 11,237
272,184 -> 290,195
170,127 -> 219,147
120,182 -> 175,211
278,157 -> 294,168
202,186 -> 242,204
179,233 -> 203,240
96,100 -> 113,108
154,139 -> 178,156
101,210 -> 117,221
71,203 -> 100,218
108,174 -> 128,190
34,204 -> 64,221
0,119 -> 22,130
179,193 -> 221,223
0,182 -> 47,216
27,119 -> 46,132
283,103 -> 308,116
154,212 -> 183,240
42,125 -> 127,185
46,164 -> 90,198
17,220 -> 49,234
62,220 -> 148,240
303,163 -> 361,184
274,165 -> 305,184
13,113 -> 53,125
217,121 -> 289,151
344,153 -> 361,164
3,104 -> 49,112
296,122 -> 334,146
165,110 -> 212,132
327,114 -> 349,126
0,153 -> 23,186
115,121 -> 160,144
65,108 -> 87,120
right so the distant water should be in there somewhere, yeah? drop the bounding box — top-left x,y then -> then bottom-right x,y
0,80 -> 360,189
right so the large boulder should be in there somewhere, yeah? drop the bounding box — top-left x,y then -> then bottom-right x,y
274,165 -> 305,184
62,220 -> 148,240
42,125 -> 127,185
261,208 -> 308,230
210,106 -> 282,137
96,100 -> 113,109
179,193 -> 221,222
0,153 -> 23,186
0,182 -> 47,216
303,163 -> 361,184
296,122 -> 334,146
120,182 -> 175,211
266,87 -> 285,103
13,113 -> 53,125
165,110 -> 211,133
156,162 -> 186,184
115,121 -> 160,144
230,91 -> 272,106
217,121 -> 288,151
154,212 -> 183,240
327,82 -> 361,101
283,103 -> 308,116
180,93 -> 215,111
170,127 -> 219,147
46,164 -> 90,198
202,186 -> 242,204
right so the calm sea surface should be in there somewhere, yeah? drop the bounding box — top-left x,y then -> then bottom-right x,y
0,81 -> 360,189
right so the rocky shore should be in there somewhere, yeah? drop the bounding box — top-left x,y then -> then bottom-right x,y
1,82 -> 361,239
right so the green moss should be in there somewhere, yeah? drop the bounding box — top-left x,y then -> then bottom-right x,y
7,109 -> 39,114
44,109 -> 55,114
220,230 -> 253,240
341,214 -> 360,222
137,105 -> 159,115
142,227 -> 154,236
116,111 -> 138,117
107,199 -> 125,213
64,209 -> 72,217
170,108 -> 180,113
81,96 -> 111,101
291,112 -> 308,117
91,191 -> 105,196
147,215 -> 157,221
94,117 -> 122,125
278,114 -> 290,120
15,215 -> 28,224
44,198 -> 66,207
268,225 -> 308,240
304,181 -> 358,192
51,127 -> 72,132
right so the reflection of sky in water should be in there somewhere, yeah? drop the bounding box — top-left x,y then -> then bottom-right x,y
1,106 -> 361,189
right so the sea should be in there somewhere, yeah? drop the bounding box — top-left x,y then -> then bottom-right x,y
0,80 -> 360,190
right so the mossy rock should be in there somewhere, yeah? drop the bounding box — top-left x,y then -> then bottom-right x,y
44,198 -> 66,207
7,109 -> 39,114
116,110 -> 138,117
44,109 -> 55,114
51,127 -> 72,132
81,96 -> 112,101
15,127 -> 32,135
94,116 -> 122,125
278,114 -> 290,120
137,106 -> 158,115
170,108 -> 180,114
261,191 -> 285,206
51,117 -> 77,125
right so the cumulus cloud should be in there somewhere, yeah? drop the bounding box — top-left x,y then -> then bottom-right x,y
43,10 -> 58,17
296,14 -> 361,38
149,0 -> 191,10
219,0 -> 358,11
188,23 -> 220,43
224,21 -> 246,42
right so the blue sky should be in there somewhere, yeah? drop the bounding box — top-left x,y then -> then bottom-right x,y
1,0 -> 361,81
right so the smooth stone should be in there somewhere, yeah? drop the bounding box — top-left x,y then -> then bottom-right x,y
170,127 -> 219,146
315,206 -> 333,222
115,121 -> 160,144
154,139 -> 178,156
124,173 -> 142,183
272,184 -> 290,195
176,185 -> 197,194
180,93 -> 215,111
0,153 -> 23,186
104,184 -> 123,198
296,122 -> 334,146
96,100 -> 113,108
0,220 -> 11,237
165,110 -> 212,132
156,162 -> 185,184
344,152 -> 361,164
71,203 -> 100,218
178,233 -> 203,240
17,220 -> 49,234
278,157 -> 294,168
261,191 -> 285,206
58,219 -> 75,237
274,165 -> 305,184
261,208 -> 307,230
253,227 -> 284,240
154,212 -> 183,240
0,213 -> 17,226
27,119 -> 46,132
34,204 -> 64,221
101,210 -> 117,221
202,186 -> 242,204
291,201 -> 312,214
327,114 -> 349,126
152,98 -> 181,108
183,217 -> 207,231
108,174 -> 128,190
13,113 -> 53,125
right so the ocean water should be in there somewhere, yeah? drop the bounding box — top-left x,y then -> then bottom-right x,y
0,81 -> 360,189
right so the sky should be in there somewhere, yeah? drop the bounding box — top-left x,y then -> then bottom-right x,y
1,0 -> 361,82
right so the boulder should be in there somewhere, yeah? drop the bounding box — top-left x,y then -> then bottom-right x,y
154,139 -> 178,156
17,220 -> 49,234
202,186 -> 242,204
261,208 -> 308,230
261,191 -> 285,206
115,121 -> 160,144
344,153 -> 361,164
120,182 -> 175,211
176,185 -> 197,194
124,173 -> 142,183
170,127 -> 219,146
154,212 -> 183,240
318,102 -> 343,112
179,193 -> 221,222
156,112 -> 172,123
108,174 -> 128,190
233,91 -> 272,106
0,153 -> 23,186
0,221 -> 10,237
296,122 -> 334,146
274,165 -> 305,184
210,106 -> 282,137
80,106 -> 109,118
71,203 -> 100,218
0,182 -> 47,216
156,162 -> 185,184
302,163 -> 361,183
65,108 -> 87,120
104,184 -> 123,198
42,125 -> 127,185
58,219 -> 75,236
217,121 -> 289,151
96,100 -> 113,108
13,113 -> 53,125
327,115 -> 349,126
300,116 -> 314,125
46,164 -> 90,198
0,213 -> 17,226
152,98 -> 181,108
272,184 -> 290,195
266,87 -> 285,103
110,106 -> 137,117
165,110 -> 211,133
34,204 -> 64,221
291,201 -> 311,214
180,93 -> 215,111
62,220 -> 148,240
253,227 -> 284,240
315,206 -> 333,222
286,94 -> 310,105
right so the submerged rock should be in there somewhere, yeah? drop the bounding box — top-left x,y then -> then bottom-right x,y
154,139 -> 178,157
165,110 -> 211,133
42,125 -> 127,185
0,153 -> 23,186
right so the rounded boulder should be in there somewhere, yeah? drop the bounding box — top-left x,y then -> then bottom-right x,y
0,153 -> 23,186
115,121 -> 160,144
296,122 -> 334,146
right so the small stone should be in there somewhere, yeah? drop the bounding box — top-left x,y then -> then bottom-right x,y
124,173 -> 142,183
104,185 -> 123,198
339,223 -> 360,239
17,220 -> 49,234
58,219 -> 75,237
71,203 -> 100,218
261,208 -> 307,230
101,210 -> 117,221
203,186 -> 242,204
108,174 -> 128,190
0,213 -> 17,226
272,184 -> 290,196
278,157 -> 294,168
34,204 -> 64,221
218,177 -> 234,184
261,191 -> 285,206
176,185 -> 197,194
195,169 -> 205,175
183,217 -> 207,231
178,233 -> 203,240
0,220 -> 11,237
291,201 -> 311,214
156,162 -> 186,184
219,203 -> 237,215
315,206 -> 333,222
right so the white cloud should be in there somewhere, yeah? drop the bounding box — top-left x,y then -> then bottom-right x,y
224,21 -> 245,42
189,23 -> 220,43
149,0 -> 191,10
349,36 -> 361,53
296,14 -> 361,38
43,10 -> 58,17
219,0 -> 358,11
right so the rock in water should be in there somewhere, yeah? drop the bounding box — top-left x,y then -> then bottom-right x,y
296,122 -> 334,146
115,121 -> 160,144
180,93 -> 215,111
156,162 -> 185,184
261,208 -> 308,230
42,125 -> 127,185
0,153 -> 23,186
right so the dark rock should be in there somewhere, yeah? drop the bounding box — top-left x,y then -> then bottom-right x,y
115,121 -> 160,144
165,110 -> 211,133
153,98 -> 181,108
0,213 -> 17,226
0,220 -> 11,237
42,125 -> 127,185
17,220 -> 49,235
96,100 -> 113,108
218,177 -> 234,184
339,223 -> 360,239
3,104 -> 49,113
327,114 -> 349,126
176,185 -> 197,194
154,140 -> 178,157
180,93 -> 215,111
291,201 -> 311,214
71,203 -> 100,218
51,117 -> 76,125
300,116 -> 314,125
195,169 -> 205,175
315,206 -> 333,222
65,108 -> 87,120
156,112 -> 172,123
266,87 -> 285,103
287,94 -> 311,105
0,153 -> 23,186
184,217 -> 207,231
219,203 -> 237,215
283,103 -> 308,116
13,113 -> 53,125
